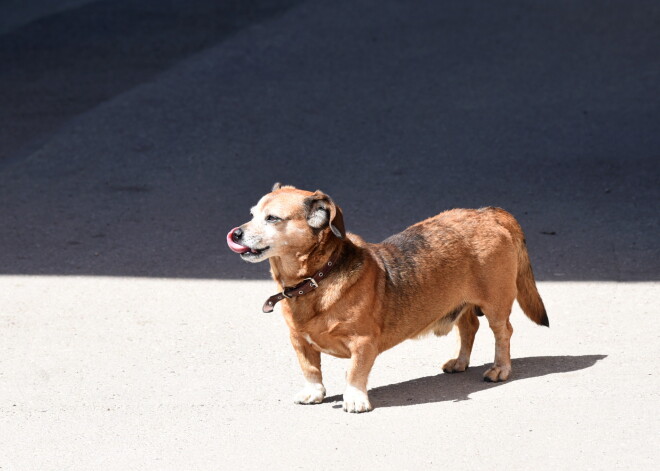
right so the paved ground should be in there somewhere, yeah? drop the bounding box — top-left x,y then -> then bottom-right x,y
0,0 -> 658,469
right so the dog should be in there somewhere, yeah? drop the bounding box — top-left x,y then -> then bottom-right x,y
227,183 -> 548,413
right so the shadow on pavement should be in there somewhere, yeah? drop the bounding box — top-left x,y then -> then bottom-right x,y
0,1 -> 657,281
325,355 -> 607,408
0,0 -> 303,167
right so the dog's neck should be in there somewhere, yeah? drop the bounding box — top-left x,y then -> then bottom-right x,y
268,236 -> 342,288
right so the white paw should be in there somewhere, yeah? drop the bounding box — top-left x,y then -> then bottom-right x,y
342,385 -> 372,413
293,382 -> 326,404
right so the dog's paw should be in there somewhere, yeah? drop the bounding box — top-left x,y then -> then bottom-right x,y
483,365 -> 511,382
342,385 -> 372,413
442,358 -> 469,373
293,382 -> 326,405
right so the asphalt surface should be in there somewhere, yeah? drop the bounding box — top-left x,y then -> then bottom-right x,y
0,0 -> 658,469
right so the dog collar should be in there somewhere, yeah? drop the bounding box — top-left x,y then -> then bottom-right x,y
262,253 -> 339,313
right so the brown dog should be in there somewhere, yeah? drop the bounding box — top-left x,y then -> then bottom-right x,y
227,184 -> 548,413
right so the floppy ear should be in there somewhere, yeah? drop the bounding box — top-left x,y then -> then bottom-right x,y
304,191 -> 346,239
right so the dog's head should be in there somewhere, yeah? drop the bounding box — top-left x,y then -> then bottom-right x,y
227,183 -> 345,263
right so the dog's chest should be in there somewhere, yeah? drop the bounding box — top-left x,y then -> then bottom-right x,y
302,332 -> 345,357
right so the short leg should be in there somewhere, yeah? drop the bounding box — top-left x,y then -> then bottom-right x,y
343,339 -> 378,413
443,306 -> 480,373
290,334 -> 326,404
483,315 -> 514,382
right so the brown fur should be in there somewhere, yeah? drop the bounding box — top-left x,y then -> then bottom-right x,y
233,186 -> 548,412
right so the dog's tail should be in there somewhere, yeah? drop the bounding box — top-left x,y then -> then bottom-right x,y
490,207 -> 548,327
515,234 -> 549,327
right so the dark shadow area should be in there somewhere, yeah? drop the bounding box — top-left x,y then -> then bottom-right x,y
324,355 -> 607,408
0,0 -> 303,166
0,1 -> 658,280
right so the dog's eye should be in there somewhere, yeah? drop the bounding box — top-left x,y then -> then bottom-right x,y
266,215 -> 281,223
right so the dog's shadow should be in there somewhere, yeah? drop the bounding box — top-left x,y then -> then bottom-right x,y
325,355 -> 607,408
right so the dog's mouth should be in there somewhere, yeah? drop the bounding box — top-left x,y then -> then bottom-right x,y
239,246 -> 270,259
226,229 -> 270,259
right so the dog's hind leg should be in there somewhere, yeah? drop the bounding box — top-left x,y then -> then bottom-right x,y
482,304 -> 514,382
442,306 -> 480,373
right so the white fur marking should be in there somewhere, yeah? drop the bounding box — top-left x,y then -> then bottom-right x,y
343,384 -> 372,413
294,380 -> 326,404
307,203 -> 328,228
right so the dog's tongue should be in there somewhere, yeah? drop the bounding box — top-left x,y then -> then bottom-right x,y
226,228 -> 251,254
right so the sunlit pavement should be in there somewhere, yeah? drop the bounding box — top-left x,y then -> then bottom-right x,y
0,277 -> 658,469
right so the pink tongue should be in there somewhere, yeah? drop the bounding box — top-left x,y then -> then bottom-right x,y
226,228 -> 251,254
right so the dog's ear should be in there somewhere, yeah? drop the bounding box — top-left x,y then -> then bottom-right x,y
272,182 -> 296,192
304,191 -> 346,239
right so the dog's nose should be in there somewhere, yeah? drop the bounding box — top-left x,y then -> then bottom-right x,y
227,227 -> 251,254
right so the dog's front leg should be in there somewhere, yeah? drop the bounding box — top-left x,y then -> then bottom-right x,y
343,339 -> 378,413
290,333 -> 326,404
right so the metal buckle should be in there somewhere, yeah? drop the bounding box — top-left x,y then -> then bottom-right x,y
281,290 -> 292,299
304,277 -> 319,289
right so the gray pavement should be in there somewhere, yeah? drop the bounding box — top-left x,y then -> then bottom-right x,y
0,0 -> 658,469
